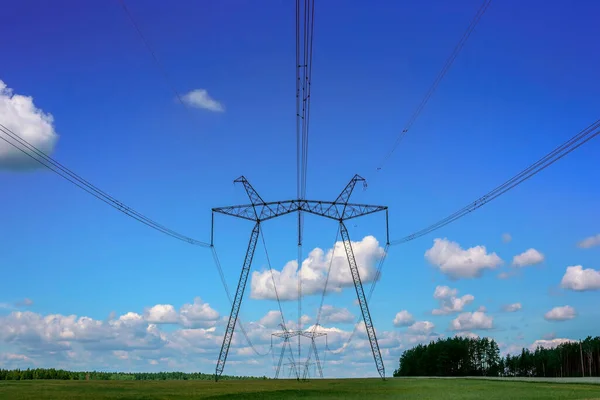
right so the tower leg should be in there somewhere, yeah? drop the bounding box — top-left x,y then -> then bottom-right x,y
339,221 -> 385,379
312,338 -> 324,378
287,337 -> 299,380
215,222 -> 260,381
274,338 -> 287,379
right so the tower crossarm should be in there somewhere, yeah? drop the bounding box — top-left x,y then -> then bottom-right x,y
213,200 -> 386,222
300,331 -> 327,339
324,174 -> 366,218
233,176 -> 275,220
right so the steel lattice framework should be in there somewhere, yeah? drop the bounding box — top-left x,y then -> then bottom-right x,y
272,325 -> 327,380
212,174 -> 389,381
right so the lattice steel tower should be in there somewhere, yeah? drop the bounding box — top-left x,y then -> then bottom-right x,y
211,174 -> 389,381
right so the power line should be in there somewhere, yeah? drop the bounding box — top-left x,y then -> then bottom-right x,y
296,0 -> 316,200
301,0 -> 315,200
260,230 -> 288,329
1,122 -> 275,354
335,119 -> 600,352
376,0 -> 492,171
314,229 -> 340,328
296,0 -> 316,360
0,123 -> 209,247
390,119 -> 600,246
117,0 -> 188,108
296,0 -> 302,200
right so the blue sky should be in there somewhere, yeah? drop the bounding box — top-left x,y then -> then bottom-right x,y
0,0 -> 599,378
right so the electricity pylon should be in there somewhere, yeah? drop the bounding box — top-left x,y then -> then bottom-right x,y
212,174 -> 389,381
271,324 -> 327,380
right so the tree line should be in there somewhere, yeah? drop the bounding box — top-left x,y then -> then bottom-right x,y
393,336 -> 600,378
0,368 -> 267,381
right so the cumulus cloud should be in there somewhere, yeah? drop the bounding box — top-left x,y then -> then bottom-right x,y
407,321 -> 435,335
502,303 -> 522,312
449,311 -> 493,331
502,233 -> 512,243
432,285 -> 474,315
251,236 -> 385,300
512,248 -> 544,267
0,80 -> 58,170
319,305 -> 354,324
179,297 -> 220,328
256,311 -> 311,332
144,304 -> 179,324
0,310 -> 166,353
425,238 -> 502,279
454,331 -> 480,339
393,310 -> 414,327
0,302 -> 448,378
258,310 -> 283,328
577,234 -> 600,249
530,338 -> 575,350
544,306 -> 576,321
181,89 -> 224,112
141,298 -> 219,329
560,265 -> 600,291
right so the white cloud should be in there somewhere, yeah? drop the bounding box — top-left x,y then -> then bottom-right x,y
577,234 -> 600,249
512,248 -> 544,267
181,89 -> 224,112
449,311 -> 493,331
144,304 -> 179,324
455,331 -> 479,339
257,311 -> 311,332
502,233 -> 512,243
178,297 -> 220,329
560,265 -> 600,291
530,338 -> 575,350
433,285 -> 458,299
142,298 -> 219,328
0,302 -> 450,378
0,80 -> 58,170
258,310 -> 283,328
424,238 -> 502,279
544,305 -> 576,321
251,236 -> 385,300
393,310 -> 414,327
432,285 -> 474,315
319,305 -> 354,324
407,321 -> 435,334
0,310 -> 166,352
502,303 -> 522,312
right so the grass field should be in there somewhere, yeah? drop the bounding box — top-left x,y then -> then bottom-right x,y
1,378 -> 600,399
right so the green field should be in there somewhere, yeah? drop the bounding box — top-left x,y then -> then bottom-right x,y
1,378 -> 600,399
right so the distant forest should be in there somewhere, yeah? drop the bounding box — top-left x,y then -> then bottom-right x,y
393,336 -> 600,378
0,369 -> 266,381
